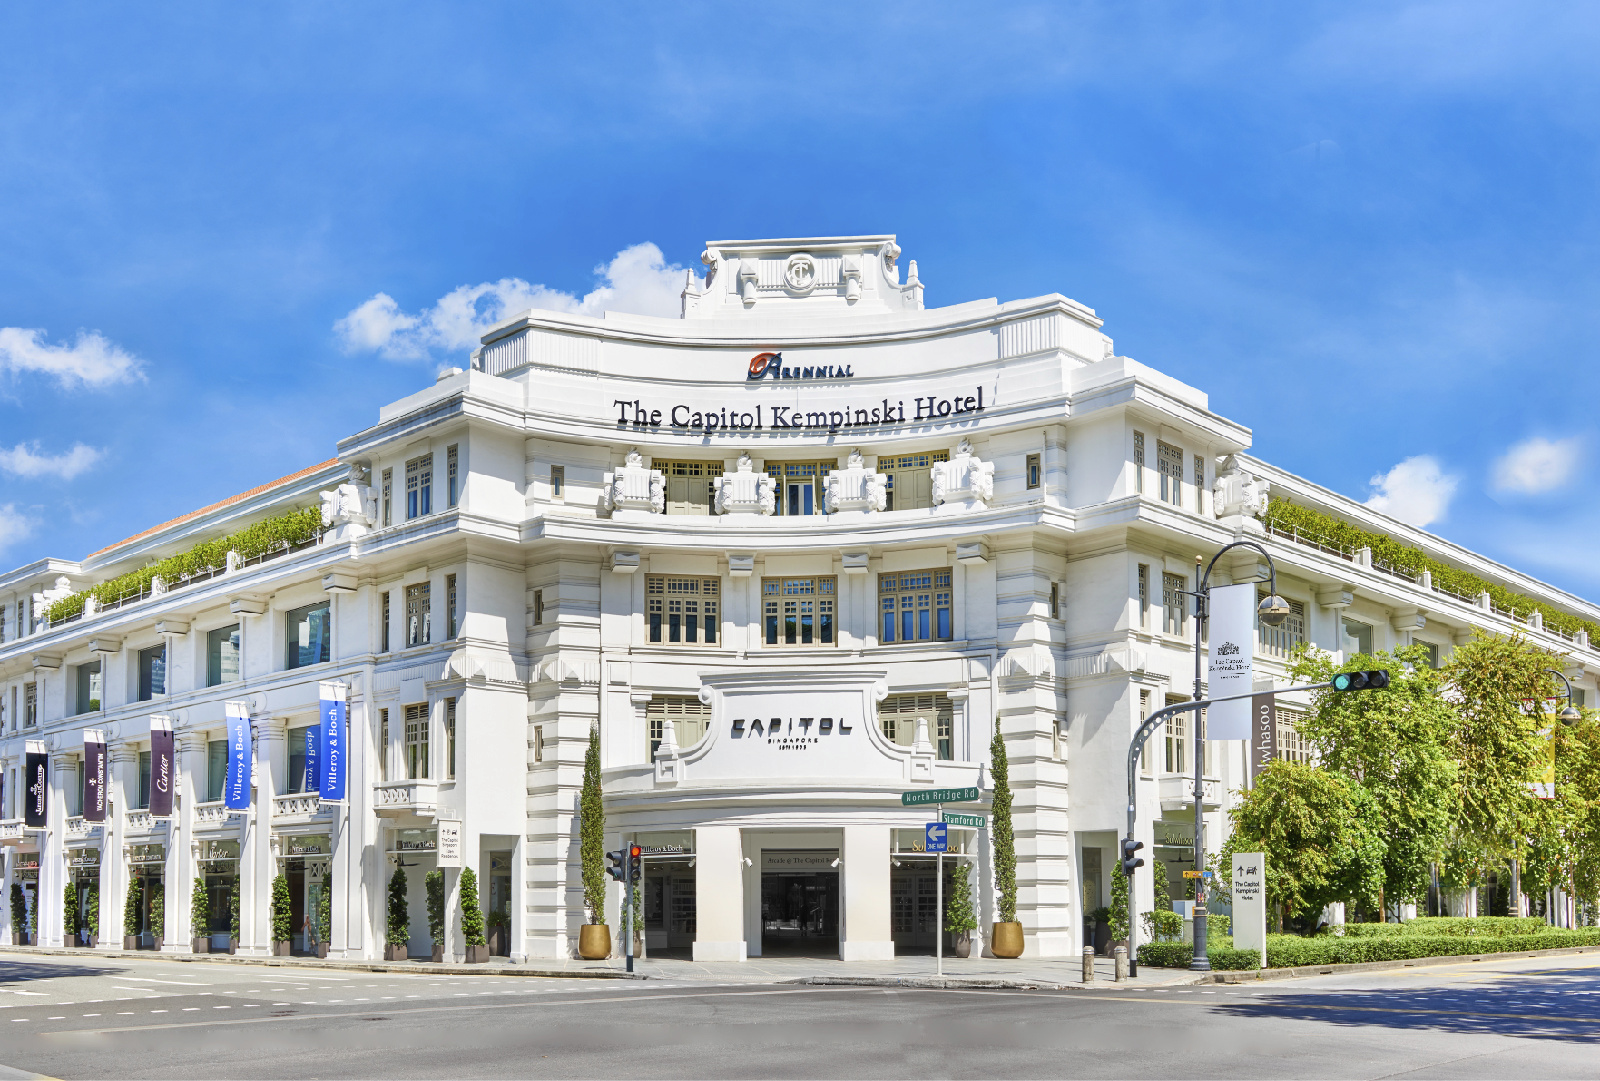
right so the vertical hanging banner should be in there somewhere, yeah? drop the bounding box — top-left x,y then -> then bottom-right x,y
224,700 -> 253,810
24,741 -> 47,828
1248,692 -> 1277,783
82,730 -> 107,823
149,715 -> 175,818
1205,583 -> 1256,740
304,725 -> 320,797
318,681 -> 347,803
1533,726 -> 1556,800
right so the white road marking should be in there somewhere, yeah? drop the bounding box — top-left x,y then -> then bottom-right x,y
115,977 -> 206,986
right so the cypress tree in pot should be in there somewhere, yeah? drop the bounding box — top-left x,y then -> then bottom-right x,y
270,874 -> 293,955
8,883 -> 24,946
460,867 -> 489,963
191,874 -> 211,953
385,865 -> 410,961
990,719 -> 1024,957
122,877 -> 142,950
150,883 -> 165,951
84,885 -> 99,947
577,725 -> 611,960
425,869 -> 445,962
63,881 -> 79,946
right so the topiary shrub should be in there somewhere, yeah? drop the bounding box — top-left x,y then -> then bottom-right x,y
270,874 -> 292,942
230,877 -> 240,942
85,885 -> 99,939
460,867 -> 487,948
1110,867 -> 1131,943
63,881 -> 79,940
318,882 -> 332,945
945,859 -> 977,937
123,878 -> 142,938
580,725 -> 606,928
7,884 -> 22,940
425,869 -> 446,948
191,875 -> 210,940
991,718 -> 1017,924
387,867 -> 410,947
150,885 -> 164,943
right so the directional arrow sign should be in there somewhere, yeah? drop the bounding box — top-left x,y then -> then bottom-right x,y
900,787 -> 980,807
925,822 -> 948,853
943,812 -> 986,829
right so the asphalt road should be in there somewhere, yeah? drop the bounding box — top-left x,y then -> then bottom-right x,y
2,951 -> 1599,1079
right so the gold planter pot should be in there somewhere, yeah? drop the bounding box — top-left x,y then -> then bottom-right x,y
990,921 -> 1025,958
578,924 -> 612,960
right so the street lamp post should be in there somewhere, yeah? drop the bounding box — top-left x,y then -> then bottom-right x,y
1180,542 -> 1289,971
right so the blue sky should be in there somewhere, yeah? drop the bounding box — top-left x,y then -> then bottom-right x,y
3,3 -> 1600,597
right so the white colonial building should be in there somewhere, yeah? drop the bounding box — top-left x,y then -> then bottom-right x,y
1,234 -> 1596,962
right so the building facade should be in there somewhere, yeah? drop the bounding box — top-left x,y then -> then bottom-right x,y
2,234 -> 1597,961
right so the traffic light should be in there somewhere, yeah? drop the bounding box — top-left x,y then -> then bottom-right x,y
1332,670 -> 1390,692
629,845 -> 643,884
1121,838 -> 1145,877
605,849 -> 625,882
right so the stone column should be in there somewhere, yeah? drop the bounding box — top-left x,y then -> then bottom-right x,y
43,750 -> 73,947
243,716 -> 286,954
175,732 -> 207,950
692,825 -> 745,961
841,824 -> 893,960
107,742 -> 138,948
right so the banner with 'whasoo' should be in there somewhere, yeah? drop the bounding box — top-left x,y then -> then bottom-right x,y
24,740 -> 47,828
82,730 -> 107,822
149,715 -> 175,818
224,700 -> 253,810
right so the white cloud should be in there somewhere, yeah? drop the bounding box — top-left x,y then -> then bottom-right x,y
1491,435 -> 1583,495
0,504 -> 36,554
336,242 -> 688,361
0,442 -> 104,480
1365,455 -> 1459,529
0,328 -> 143,387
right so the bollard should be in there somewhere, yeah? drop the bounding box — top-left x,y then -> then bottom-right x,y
1082,946 -> 1095,983
1114,945 -> 1128,982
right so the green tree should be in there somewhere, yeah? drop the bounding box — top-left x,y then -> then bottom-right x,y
230,878 -> 240,942
386,866 -> 410,948
317,882 -> 332,944
580,725 -> 607,927
63,881 -> 79,939
425,869 -> 446,947
991,718 -> 1017,923
191,875 -> 210,940
150,884 -> 165,943
84,885 -> 98,939
944,860 -> 977,936
8,883 -> 23,939
270,874 -> 292,942
123,878 -> 142,938
1291,643 -> 1459,909
1109,867 -> 1130,943
1220,760 -> 1386,924
459,867 -> 486,948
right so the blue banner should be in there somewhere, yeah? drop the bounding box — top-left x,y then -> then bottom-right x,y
318,682 -> 346,802
224,701 -> 252,810
304,725 -> 320,796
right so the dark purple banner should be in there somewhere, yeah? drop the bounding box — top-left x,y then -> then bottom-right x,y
150,717 -> 175,818
82,732 -> 107,822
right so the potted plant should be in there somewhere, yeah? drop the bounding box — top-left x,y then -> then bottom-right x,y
1110,864 -> 1131,955
460,867 -> 489,963
385,866 -> 410,961
191,875 -> 211,953
425,869 -> 445,963
8,883 -> 24,946
84,885 -> 99,948
577,725 -> 611,960
989,719 -> 1024,957
123,878 -> 142,950
63,881 -> 79,946
1090,906 -> 1112,955
150,883 -> 165,951
317,883 -> 331,958
487,908 -> 509,957
229,878 -> 240,954
270,874 -> 292,956
945,859 -> 977,958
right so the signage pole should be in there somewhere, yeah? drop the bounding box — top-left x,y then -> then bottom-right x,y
936,804 -> 943,978
624,847 -> 634,975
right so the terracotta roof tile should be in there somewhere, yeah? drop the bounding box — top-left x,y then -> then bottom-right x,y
85,459 -> 341,560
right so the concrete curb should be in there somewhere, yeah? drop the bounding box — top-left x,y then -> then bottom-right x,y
1183,943 -> 1600,984
783,974 -> 1204,992
0,944 -> 644,979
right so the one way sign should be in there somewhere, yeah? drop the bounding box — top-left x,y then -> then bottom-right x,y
925,822 -> 948,853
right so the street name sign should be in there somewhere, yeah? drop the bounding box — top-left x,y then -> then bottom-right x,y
925,822 -> 949,852
901,787 -> 980,806
943,812 -> 986,828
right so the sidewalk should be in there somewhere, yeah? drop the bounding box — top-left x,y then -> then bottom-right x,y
0,943 -> 1196,989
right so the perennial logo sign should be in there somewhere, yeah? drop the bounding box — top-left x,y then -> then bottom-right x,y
746,351 -> 856,381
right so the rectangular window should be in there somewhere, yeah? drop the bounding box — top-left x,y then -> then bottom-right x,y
1276,710 -> 1313,765
1133,431 -> 1145,494
405,455 -> 432,519
646,576 -> 720,645
287,724 -> 315,794
532,723 -> 544,764
138,750 -> 151,809
658,460 -> 723,515
381,468 -> 392,527
878,694 -> 954,761
767,461 -> 839,516
378,709 -> 389,783
1341,617 -> 1374,657
878,569 -> 953,644
1193,455 -> 1206,512
24,683 -> 37,727
446,445 -> 459,508
137,644 -> 166,701
206,739 -> 227,802
445,698 -> 457,779
1140,690 -> 1154,775
550,464 -> 564,501
285,602 -> 331,670
1026,453 -> 1042,490
1157,442 -> 1183,506
881,451 -> 949,512
1420,641 -> 1441,669
646,695 -> 711,762
381,592 -> 391,652
1163,573 -> 1187,637
1137,564 -> 1150,629
404,703 -> 429,780
533,589 -> 544,626
1258,597 -> 1307,658
63,758 -> 80,817
1049,582 -> 1060,620
406,583 -> 430,647
763,576 -> 836,646
75,660 -> 102,715
207,624 -> 241,686
446,575 -> 458,638
1165,710 -> 1187,774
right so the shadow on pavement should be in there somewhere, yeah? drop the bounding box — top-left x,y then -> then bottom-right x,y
1218,968 -> 1600,1042
0,959 -> 128,984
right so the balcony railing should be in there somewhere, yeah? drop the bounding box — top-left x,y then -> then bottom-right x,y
0,819 -> 23,845
125,810 -> 165,833
373,779 -> 438,819
1158,775 -> 1222,811
65,815 -> 98,838
194,800 -> 235,826
273,794 -> 327,818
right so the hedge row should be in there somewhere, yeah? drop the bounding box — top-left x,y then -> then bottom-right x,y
44,506 -> 323,624
1339,916 -> 1551,938
1263,497 -> 1600,641
1139,927 -> 1600,970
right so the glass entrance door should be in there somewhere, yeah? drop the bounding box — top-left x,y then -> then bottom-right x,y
759,873 -> 839,955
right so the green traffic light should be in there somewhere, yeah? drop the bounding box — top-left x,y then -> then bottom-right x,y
1332,670 -> 1390,692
